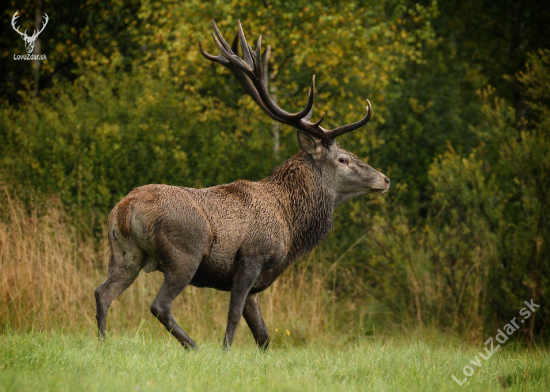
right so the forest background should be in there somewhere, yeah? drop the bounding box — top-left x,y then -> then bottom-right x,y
1,0 -> 549,346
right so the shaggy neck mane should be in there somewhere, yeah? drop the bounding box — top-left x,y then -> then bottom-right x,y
264,150 -> 335,262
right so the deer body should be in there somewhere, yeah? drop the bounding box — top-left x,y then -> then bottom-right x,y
95,21 -> 389,351
111,151 -> 334,294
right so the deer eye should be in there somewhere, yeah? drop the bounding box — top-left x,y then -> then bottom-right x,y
338,157 -> 348,164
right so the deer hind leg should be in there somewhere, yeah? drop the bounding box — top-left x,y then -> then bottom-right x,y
94,243 -> 143,339
150,245 -> 201,350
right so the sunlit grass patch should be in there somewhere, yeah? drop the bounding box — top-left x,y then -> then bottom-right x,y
0,330 -> 548,392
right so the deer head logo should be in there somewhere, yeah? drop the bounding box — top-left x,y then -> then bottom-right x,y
11,11 -> 49,54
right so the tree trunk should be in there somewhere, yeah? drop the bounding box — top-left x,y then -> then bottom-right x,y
32,0 -> 44,97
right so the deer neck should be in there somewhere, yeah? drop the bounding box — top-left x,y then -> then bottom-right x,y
265,151 -> 336,259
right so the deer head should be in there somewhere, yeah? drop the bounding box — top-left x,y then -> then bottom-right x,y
200,21 -> 390,203
12,11 -> 49,54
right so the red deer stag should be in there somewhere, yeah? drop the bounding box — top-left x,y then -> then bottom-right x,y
94,20 -> 390,351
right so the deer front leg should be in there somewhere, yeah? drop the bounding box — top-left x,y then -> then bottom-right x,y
243,293 -> 270,351
223,259 -> 262,351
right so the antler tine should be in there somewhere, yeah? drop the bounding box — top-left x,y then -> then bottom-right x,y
36,13 -> 49,37
199,39 -> 228,64
211,19 -> 232,53
324,100 -> 372,139
299,75 -> 316,122
311,112 -> 325,127
11,11 -> 27,38
237,21 -> 254,70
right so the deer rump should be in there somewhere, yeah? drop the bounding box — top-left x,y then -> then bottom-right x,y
111,183 -> 295,293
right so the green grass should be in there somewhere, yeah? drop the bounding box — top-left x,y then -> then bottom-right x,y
0,330 -> 549,391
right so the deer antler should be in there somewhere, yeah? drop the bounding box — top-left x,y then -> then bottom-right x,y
31,13 -> 49,40
199,20 -> 372,143
11,11 -> 29,39
11,11 -> 49,41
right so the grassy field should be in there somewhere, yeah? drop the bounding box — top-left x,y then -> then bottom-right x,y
0,330 -> 549,392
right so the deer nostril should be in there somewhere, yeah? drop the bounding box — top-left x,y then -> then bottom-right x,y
384,177 -> 390,184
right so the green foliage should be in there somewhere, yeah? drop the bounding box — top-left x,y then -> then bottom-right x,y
349,50 -> 550,339
429,51 -> 550,336
377,35 -> 482,214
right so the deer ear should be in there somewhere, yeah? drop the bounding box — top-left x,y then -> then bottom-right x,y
297,131 -> 324,160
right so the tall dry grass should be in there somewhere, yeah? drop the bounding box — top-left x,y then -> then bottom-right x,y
0,184 -> 335,344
